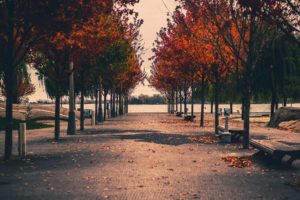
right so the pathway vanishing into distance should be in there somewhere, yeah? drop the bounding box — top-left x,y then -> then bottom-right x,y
0,114 -> 299,200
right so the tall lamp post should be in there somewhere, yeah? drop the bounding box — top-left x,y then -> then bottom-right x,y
67,60 -> 76,135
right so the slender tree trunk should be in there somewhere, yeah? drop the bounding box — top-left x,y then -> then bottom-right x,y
99,91 -> 103,121
4,72 -> 15,160
126,95 -> 128,114
271,93 -> 276,119
230,102 -> 233,114
113,92 -> 116,117
4,2 -> 16,159
180,87 -> 182,113
175,90 -> 178,112
191,84 -> 194,117
243,90 -> 251,149
115,93 -> 119,117
104,92 -> 107,121
200,76 -> 205,127
171,91 -> 174,114
214,66 -> 220,135
54,87 -> 61,140
80,91 -> 84,131
270,76 -> 277,118
210,100 -> 213,114
110,91 -> 113,118
214,82 -> 220,135
95,90 -> 98,123
167,97 -> 170,113
283,96 -> 287,107
184,86 -> 187,114
119,94 -> 122,115
275,101 -> 279,110
98,88 -> 103,122
110,90 -> 114,118
241,98 -> 245,120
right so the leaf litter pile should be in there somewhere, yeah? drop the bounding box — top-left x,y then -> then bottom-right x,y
222,156 -> 253,168
190,136 -> 220,144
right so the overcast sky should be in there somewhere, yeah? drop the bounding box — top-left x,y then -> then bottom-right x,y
29,0 -> 178,101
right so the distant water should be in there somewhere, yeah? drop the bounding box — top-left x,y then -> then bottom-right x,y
59,103 -> 300,114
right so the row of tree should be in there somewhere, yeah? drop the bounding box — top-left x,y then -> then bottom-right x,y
0,0 -> 143,160
150,0 -> 300,148
129,94 -> 166,104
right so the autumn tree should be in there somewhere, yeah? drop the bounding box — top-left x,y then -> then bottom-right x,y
0,0 -> 140,159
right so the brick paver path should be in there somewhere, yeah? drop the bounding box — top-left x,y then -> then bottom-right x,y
0,114 -> 299,200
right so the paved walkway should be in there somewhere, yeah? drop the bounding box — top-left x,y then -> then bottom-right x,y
0,114 -> 299,200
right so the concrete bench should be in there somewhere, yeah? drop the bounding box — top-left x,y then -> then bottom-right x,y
217,126 -> 244,143
184,115 -> 196,121
175,112 -> 183,117
250,139 -> 300,166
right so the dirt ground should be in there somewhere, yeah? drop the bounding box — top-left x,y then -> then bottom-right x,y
0,113 -> 299,200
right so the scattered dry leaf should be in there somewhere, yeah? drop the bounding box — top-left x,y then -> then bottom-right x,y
222,156 -> 253,168
190,136 -> 220,144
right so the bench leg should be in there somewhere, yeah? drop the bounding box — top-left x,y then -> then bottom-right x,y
281,155 -> 296,167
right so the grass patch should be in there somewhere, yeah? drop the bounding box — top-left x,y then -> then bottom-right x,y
0,117 -> 53,131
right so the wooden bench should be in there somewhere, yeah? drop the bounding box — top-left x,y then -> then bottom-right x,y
217,126 -> 244,142
250,139 -> 300,166
184,115 -> 196,121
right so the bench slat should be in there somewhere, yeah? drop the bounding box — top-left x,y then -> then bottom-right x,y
250,139 -> 299,153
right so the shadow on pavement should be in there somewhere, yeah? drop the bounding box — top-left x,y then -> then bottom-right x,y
114,133 -> 216,146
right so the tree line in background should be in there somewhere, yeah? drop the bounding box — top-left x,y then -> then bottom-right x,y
0,0 -> 143,160
150,0 -> 300,149
129,94 -> 166,104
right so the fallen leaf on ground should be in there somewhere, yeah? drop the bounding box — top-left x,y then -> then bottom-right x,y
190,136 -> 220,144
222,156 -> 253,168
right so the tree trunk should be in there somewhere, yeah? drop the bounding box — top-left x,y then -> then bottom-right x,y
167,97 -> 170,113
113,92 -> 116,117
95,90 -> 98,123
104,92 -> 107,121
4,69 -> 16,160
4,2 -> 16,160
283,95 -> 287,107
230,102 -> 233,114
179,87 -> 182,113
98,88 -> 103,122
119,94 -> 122,115
243,91 -> 251,149
242,59 -> 253,149
241,98 -> 245,120
214,81 -> 220,135
171,91 -> 174,114
184,86 -> 187,114
115,93 -> 119,117
80,91 -> 84,131
214,64 -> 220,135
210,100 -> 214,114
175,90 -> 178,112
54,90 -> 61,140
191,84 -> 194,117
200,76 -> 205,127
110,91 -> 113,118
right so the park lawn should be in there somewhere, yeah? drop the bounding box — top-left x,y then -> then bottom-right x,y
0,117 -> 53,131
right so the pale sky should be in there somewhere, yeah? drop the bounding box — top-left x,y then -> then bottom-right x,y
29,0 -> 178,101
